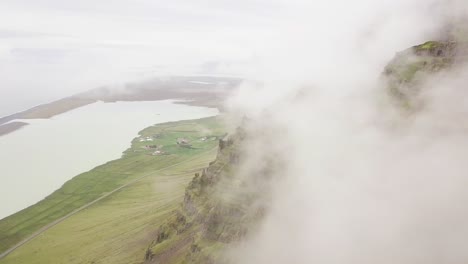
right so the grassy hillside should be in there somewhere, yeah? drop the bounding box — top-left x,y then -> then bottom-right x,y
0,116 -> 225,264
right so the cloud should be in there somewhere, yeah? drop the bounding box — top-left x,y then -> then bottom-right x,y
220,0 -> 468,263
0,0 -> 281,116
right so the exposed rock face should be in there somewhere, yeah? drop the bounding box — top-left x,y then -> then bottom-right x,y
383,41 -> 468,108
144,127 -> 268,263
142,40 -> 468,263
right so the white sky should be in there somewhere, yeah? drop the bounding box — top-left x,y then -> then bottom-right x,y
0,0 -> 287,116
0,0 -> 452,116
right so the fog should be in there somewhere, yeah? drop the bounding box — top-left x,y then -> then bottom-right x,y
2,0 -> 454,116
0,0 -> 282,116
222,0 -> 468,263
3,0 -> 468,262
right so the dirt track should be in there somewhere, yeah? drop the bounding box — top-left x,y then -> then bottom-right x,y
0,151 -> 215,261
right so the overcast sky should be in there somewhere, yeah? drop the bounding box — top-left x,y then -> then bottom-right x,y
0,0 -> 291,116
0,0 -> 449,117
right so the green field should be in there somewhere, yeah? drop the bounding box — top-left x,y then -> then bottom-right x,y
0,116 -> 224,264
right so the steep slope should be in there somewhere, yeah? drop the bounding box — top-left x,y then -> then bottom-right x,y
384,40 -> 468,108
144,123 -> 274,263
143,38 -> 468,263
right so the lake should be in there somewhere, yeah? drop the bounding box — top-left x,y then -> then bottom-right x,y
0,100 -> 218,219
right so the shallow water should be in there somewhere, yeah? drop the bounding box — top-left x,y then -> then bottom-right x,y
0,100 -> 218,219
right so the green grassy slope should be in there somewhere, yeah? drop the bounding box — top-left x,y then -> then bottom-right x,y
0,116 -> 225,264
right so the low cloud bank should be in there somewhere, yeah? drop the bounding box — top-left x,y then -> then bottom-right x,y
224,1 -> 468,263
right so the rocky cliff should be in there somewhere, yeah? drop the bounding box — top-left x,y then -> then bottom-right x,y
143,124 -> 268,263
142,38 -> 468,263
384,40 -> 468,108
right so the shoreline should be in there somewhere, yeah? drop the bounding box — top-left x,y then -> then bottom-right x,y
0,122 -> 29,137
0,100 -> 219,219
0,98 -> 219,137
0,116 -> 224,262
0,76 -> 240,136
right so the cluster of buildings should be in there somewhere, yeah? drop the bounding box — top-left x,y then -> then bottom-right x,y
137,135 -> 216,156
177,138 -> 192,147
139,136 -> 154,142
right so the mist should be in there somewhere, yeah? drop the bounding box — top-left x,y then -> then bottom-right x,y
2,0 -> 468,262
0,0 -> 281,116
223,0 -> 468,263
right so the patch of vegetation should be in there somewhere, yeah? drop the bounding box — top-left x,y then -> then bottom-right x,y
416,41 -> 443,51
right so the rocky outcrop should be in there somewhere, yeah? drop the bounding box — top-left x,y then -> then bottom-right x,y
384,40 -> 468,108
144,127 -> 264,263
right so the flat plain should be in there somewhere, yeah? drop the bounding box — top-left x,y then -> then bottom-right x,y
0,116 -> 224,264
